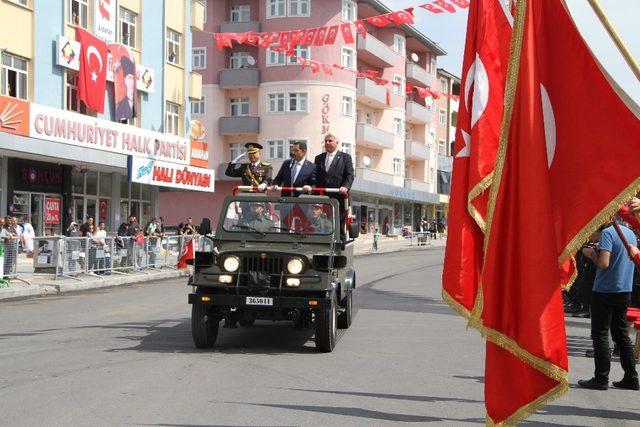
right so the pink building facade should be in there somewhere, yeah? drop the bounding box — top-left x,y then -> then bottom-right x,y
160,0 -> 449,233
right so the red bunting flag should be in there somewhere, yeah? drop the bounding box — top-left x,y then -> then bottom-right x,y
291,29 -> 305,47
246,32 -> 260,45
299,58 -> 308,70
416,87 -> 429,98
428,89 -> 440,99
432,0 -> 457,13
405,84 -> 414,95
279,31 -> 292,49
340,23 -> 355,44
214,33 -> 233,50
309,61 -> 320,74
450,0 -> 470,8
322,64 -> 333,75
354,20 -> 367,38
313,26 -> 328,46
236,32 -> 250,45
301,28 -> 317,46
367,15 -> 390,27
325,25 -> 339,45
388,8 -> 415,25
76,28 -> 108,113
420,4 -> 445,14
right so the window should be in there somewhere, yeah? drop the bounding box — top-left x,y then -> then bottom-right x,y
288,138 -> 308,153
68,0 -> 88,28
451,111 -> 458,128
166,29 -> 181,65
266,47 -> 286,66
340,142 -> 354,158
267,0 -> 285,18
165,102 -> 180,135
429,167 -> 435,183
288,0 -> 310,17
341,95 -> 354,117
230,97 -> 249,116
65,72 -> 86,113
438,139 -> 446,155
440,78 -> 448,94
192,47 -> 206,69
288,92 -> 308,112
393,34 -> 406,56
342,0 -> 356,21
393,158 -> 404,175
201,0 -> 207,22
230,5 -> 250,22
431,57 -> 437,74
393,75 -> 405,96
230,52 -> 251,69
439,108 -> 446,125
393,117 -> 404,136
11,0 -> 28,6
267,93 -> 285,113
191,96 -> 205,115
230,143 -> 243,161
267,140 -> 285,159
287,45 -> 310,64
1,53 -> 28,100
341,47 -> 355,70
119,8 -> 137,48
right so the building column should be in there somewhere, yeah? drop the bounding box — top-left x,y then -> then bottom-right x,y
111,173 -> 121,232
0,156 -> 7,217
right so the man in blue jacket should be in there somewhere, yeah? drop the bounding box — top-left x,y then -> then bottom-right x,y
273,141 -> 316,197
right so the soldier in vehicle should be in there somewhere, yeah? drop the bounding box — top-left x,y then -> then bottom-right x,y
225,143 -> 273,191
240,203 -> 275,233
310,204 -> 332,234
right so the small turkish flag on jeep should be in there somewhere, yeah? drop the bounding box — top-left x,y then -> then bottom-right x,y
178,238 -> 195,269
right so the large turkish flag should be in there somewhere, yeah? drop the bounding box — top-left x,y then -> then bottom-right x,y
76,28 -> 108,113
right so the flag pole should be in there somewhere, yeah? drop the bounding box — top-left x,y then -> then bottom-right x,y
611,217 -> 640,268
587,0 -> 640,83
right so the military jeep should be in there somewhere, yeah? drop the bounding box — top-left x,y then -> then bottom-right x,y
188,190 -> 358,352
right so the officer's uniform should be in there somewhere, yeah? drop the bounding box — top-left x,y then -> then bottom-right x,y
225,143 -> 272,187
240,204 -> 275,233
310,205 -> 332,234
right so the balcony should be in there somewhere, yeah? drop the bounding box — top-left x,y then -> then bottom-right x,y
189,72 -> 202,100
405,140 -> 430,161
438,154 -> 453,173
405,62 -> 432,87
219,116 -> 260,135
355,167 -> 395,186
406,101 -> 432,125
356,78 -> 388,109
405,178 -> 430,193
356,34 -> 396,68
356,123 -> 395,150
190,0 -> 205,31
220,21 -> 261,33
219,68 -> 260,89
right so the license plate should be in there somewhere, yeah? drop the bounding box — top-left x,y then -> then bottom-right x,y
246,296 -> 273,306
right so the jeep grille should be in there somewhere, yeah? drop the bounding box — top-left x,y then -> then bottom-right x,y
241,255 -> 285,275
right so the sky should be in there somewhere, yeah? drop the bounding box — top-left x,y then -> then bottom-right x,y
387,0 -> 640,105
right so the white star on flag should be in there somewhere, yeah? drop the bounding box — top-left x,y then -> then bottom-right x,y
91,71 -> 98,82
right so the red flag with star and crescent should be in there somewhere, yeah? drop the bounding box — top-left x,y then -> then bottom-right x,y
442,0 -> 511,318
76,28 -> 108,113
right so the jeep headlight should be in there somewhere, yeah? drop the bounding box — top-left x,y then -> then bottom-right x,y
223,256 -> 240,272
287,258 -> 304,275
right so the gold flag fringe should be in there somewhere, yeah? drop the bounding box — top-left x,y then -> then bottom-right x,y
560,255 -> 578,292
467,172 -> 495,233
441,288 -> 472,320
486,382 -> 568,427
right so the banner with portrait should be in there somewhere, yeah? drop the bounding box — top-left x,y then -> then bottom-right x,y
109,44 -> 137,122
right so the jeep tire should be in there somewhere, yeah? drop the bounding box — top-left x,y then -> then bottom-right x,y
191,303 -> 220,349
338,289 -> 353,329
315,293 -> 337,352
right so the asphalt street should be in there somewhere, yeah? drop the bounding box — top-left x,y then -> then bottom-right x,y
1,248 -> 640,426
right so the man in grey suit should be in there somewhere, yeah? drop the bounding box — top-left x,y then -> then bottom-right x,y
313,133 -> 355,240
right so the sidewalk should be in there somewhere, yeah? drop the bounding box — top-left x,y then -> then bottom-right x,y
1,235 -> 446,301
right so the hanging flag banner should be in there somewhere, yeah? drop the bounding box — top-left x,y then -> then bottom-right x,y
109,44 -> 137,122
128,157 -> 215,193
94,0 -> 117,43
76,28 -> 109,113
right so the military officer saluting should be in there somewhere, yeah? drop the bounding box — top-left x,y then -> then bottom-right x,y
225,143 -> 273,190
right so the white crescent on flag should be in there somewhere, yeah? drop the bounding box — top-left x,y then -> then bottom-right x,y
540,84 -> 556,168
87,46 -> 103,72
464,54 -> 490,129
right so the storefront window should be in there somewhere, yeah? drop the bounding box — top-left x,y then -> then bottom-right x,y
86,171 -> 97,195
99,172 -> 112,196
72,171 -> 84,194
120,175 -> 130,198
141,183 -> 151,201
120,201 -> 129,224
131,182 -> 141,199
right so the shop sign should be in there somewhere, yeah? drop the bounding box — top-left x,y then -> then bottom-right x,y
56,37 -> 155,93
45,197 -> 61,224
189,140 -> 209,168
23,101 -> 190,164
94,0 -> 117,43
128,157 -> 215,193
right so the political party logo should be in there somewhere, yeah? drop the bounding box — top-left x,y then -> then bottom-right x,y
189,120 -> 205,140
136,159 -> 154,180
141,69 -> 153,90
61,41 -> 77,65
0,95 -> 29,136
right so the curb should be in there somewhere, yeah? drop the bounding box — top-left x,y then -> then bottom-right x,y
354,244 -> 445,257
0,269 -> 189,302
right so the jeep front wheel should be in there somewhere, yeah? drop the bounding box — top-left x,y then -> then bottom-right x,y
315,294 -> 337,352
338,289 -> 353,329
191,303 -> 220,349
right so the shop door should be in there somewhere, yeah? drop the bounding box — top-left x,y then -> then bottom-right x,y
30,194 -> 44,236
86,198 -> 98,223
72,197 -> 84,224
367,208 -> 376,234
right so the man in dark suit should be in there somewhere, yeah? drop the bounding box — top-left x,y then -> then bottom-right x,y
314,133 -> 355,240
272,141 -> 316,197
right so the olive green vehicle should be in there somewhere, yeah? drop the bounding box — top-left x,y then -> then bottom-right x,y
188,191 -> 359,352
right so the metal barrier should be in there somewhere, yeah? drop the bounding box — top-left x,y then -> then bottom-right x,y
1,237 -> 19,280
410,232 -> 433,247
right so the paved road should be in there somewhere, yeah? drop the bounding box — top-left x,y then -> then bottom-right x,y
1,248 -> 639,426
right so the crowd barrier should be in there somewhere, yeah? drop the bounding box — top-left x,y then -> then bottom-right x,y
0,237 -> 19,282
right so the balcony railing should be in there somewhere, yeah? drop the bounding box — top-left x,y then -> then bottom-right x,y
405,178 -> 430,193
405,140 -> 430,161
405,62 -> 432,87
406,101 -> 432,125
356,77 -> 388,109
219,116 -> 260,135
220,68 -> 260,89
356,123 -> 395,150
220,21 -> 261,33
356,33 -> 396,68
438,154 -> 453,173
355,167 -> 395,186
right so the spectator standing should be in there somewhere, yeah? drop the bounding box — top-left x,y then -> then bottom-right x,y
372,228 -> 380,252
22,216 -> 35,257
80,216 -> 94,236
183,217 -> 197,235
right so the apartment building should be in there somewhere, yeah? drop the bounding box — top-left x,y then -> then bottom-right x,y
435,67 -> 460,219
0,0 -> 204,233
160,0 -> 448,233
